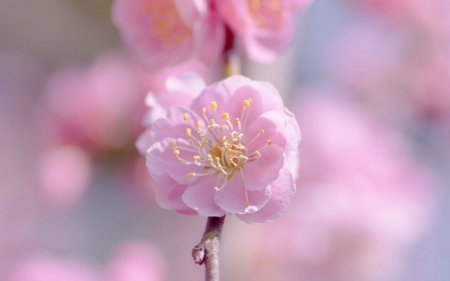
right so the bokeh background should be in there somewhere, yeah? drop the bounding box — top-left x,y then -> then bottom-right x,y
1,0 -> 449,281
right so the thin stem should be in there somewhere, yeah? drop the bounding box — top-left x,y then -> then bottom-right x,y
192,216 -> 226,281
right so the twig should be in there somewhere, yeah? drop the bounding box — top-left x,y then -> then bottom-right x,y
192,216 -> 226,281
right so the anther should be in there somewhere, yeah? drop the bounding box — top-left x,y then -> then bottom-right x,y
196,121 -> 201,129
211,102 -> 218,110
214,187 -> 219,191
267,140 -> 272,145
193,156 -> 201,161
171,141 -> 177,148
235,118 -> 240,123
243,100 -> 250,107
255,151 -> 261,156
221,113 -> 230,120
260,129 -> 265,134
188,172 -> 196,178
183,113 -> 189,121
173,150 -> 180,155
202,108 -> 206,115
245,201 -> 250,206
186,128 -> 191,136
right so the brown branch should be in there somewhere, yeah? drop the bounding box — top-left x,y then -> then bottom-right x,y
192,216 -> 226,281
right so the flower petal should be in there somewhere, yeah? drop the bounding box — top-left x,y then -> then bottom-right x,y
242,143 -> 284,191
152,174 -> 197,215
146,138 -> 204,185
237,168 -> 296,224
214,173 -> 272,214
181,175 -> 227,216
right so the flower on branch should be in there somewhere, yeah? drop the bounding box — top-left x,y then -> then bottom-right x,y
214,0 -> 313,62
137,75 -> 301,224
112,0 -> 225,71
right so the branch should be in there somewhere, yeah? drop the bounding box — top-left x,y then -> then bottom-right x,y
192,216 -> 226,281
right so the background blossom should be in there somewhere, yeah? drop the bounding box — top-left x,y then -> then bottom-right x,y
112,0 -> 226,71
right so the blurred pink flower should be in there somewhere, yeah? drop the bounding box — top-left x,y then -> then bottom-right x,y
8,256 -> 99,281
230,96 -> 435,281
139,75 -> 300,223
105,241 -> 166,281
214,0 -> 312,62
40,51 -> 146,150
112,0 -> 226,71
6,240 -> 165,281
36,145 -> 93,209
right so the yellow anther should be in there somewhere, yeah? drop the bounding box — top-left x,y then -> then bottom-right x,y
260,129 -> 265,134
211,101 -> 218,110
235,117 -> 240,123
196,121 -> 201,128
221,112 -> 230,120
173,150 -> 180,155
214,187 -> 219,191
210,119 -> 215,124
255,151 -> 261,156
202,107 -> 207,115
186,128 -> 191,136
183,113 -> 189,121
215,157 -> 220,162
220,126 -> 225,130
188,172 -> 196,178
179,159 -> 183,163
267,140 -> 272,145
171,141 -> 177,148
239,155 -> 244,159
245,200 -> 250,206
193,155 -> 201,161
243,99 -> 250,107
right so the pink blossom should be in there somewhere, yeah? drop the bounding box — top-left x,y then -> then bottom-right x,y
105,241 -> 166,281
112,0 -> 225,71
36,145 -> 93,209
8,256 -> 99,281
40,51 -> 146,150
139,75 -> 300,223
214,0 -> 312,62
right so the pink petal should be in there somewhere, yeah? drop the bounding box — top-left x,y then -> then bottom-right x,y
151,174 -> 197,215
214,173 -> 272,214
242,144 -> 285,191
237,168 -> 296,224
146,138 -> 204,185
181,175 -> 227,216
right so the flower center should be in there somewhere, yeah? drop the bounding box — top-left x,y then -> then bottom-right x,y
172,99 -> 272,206
143,0 -> 192,46
247,0 -> 284,30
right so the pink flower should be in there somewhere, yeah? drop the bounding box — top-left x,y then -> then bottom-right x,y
139,75 -> 300,223
214,0 -> 312,62
112,0 -> 226,71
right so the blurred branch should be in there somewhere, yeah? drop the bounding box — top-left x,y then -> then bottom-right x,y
192,216 -> 226,281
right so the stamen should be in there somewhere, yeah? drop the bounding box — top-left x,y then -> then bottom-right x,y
193,156 -> 201,161
211,101 -> 218,110
239,167 -> 250,207
221,112 -> 229,120
260,129 -> 265,134
243,99 -> 250,107
186,128 -> 192,136
246,129 -> 265,147
267,140 -> 272,145
173,150 -> 180,155
171,141 -> 177,148
188,172 -> 196,178
202,108 -> 207,115
196,121 -> 201,129
183,113 -> 189,121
